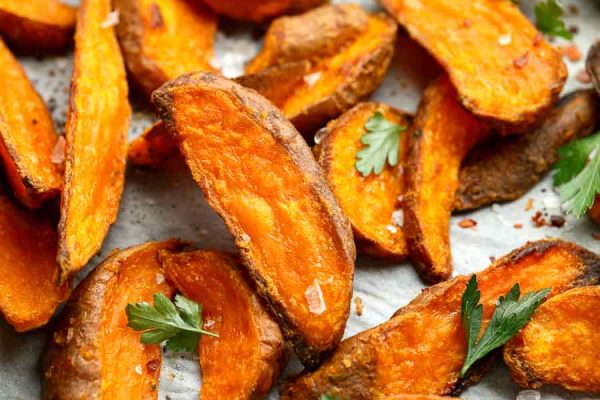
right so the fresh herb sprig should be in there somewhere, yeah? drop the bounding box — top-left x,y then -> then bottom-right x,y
320,395 -> 342,400
460,275 -> 550,377
126,293 -> 218,353
535,0 -> 572,39
355,112 -> 406,177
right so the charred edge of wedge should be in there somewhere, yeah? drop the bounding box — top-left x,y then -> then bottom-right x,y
588,41 -> 600,97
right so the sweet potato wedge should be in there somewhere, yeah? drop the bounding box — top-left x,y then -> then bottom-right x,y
0,0 -> 76,52
404,76 -> 489,283
590,196 -> 600,225
202,0 -> 327,23
0,39 -> 62,208
58,0 -> 131,281
43,240 -> 185,400
504,286 -> 600,393
127,122 -> 177,167
281,240 -> 600,399
380,0 -> 567,131
588,41 -> 600,96
115,0 -> 217,97
455,89 -> 600,211
162,250 -> 284,399
152,72 -> 356,367
315,102 -> 411,259
0,195 -> 68,332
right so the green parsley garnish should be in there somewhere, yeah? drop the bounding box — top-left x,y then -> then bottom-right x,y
355,112 -> 406,177
320,395 -> 341,400
553,132 -> 600,218
535,0 -> 572,39
126,293 -> 218,353
460,275 -> 550,377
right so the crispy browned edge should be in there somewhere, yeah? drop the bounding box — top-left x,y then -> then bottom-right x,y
42,240 -> 187,400
151,72 -> 356,368
314,102 -> 412,259
588,41 -> 600,97
455,89 -> 600,211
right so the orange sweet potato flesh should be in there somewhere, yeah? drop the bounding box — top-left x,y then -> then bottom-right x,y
202,0 -> 327,23
380,0 -> 567,131
281,240 -> 600,399
43,240 -> 185,400
128,122 -> 177,167
0,0 -> 76,52
0,195 -> 68,332
0,39 -> 62,208
404,76 -> 489,283
504,286 -> 600,393
162,250 -> 285,399
115,0 -> 217,97
152,72 -> 356,367
58,0 -> 131,281
315,102 -> 412,259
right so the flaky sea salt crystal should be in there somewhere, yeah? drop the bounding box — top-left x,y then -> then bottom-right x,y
516,390 -> 541,400
303,72 -> 322,86
155,273 -> 165,285
392,209 -> 404,227
134,364 -> 142,375
100,11 -> 120,29
498,33 -> 512,46
305,279 -> 326,315
386,224 -> 398,234
240,233 -> 251,242
51,136 -> 66,164
314,127 -> 328,144
204,319 -> 215,328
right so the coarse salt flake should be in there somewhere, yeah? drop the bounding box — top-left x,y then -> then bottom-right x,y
240,233 -> 251,242
386,224 -> 398,234
51,136 -> 66,164
155,273 -> 165,285
305,279 -> 326,315
391,209 -> 404,227
204,318 -> 215,328
134,364 -> 143,375
498,33 -> 512,46
303,72 -> 322,86
100,11 -> 120,29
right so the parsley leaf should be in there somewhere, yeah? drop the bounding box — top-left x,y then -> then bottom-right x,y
126,293 -> 218,353
460,275 -> 550,377
355,112 -> 406,177
553,133 -> 600,186
320,395 -> 341,400
535,0 -> 572,39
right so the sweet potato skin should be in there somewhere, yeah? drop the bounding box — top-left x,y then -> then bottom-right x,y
115,0 -> 217,97
0,39 -> 62,208
58,0 -> 131,281
0,195 -> 68,332
0,0 -> 76,52
380,0 -> 566,131
162,250 -> 284,399
203,0 -> 327,24
42,240 -> 185,400
281,240 -> 600,399
504,286 -> 600,393
404,76 -> 489,283
588,41 -> 600,97
455,89 -> 600,211
152,72 -> 356,368
590,196 -> 600,225
315,102 -> 412,259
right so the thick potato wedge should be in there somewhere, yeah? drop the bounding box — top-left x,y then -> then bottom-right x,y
315,102 -> 411,259
58,0 -> 131,281
202,0 -> 327,24
281,240 -> 600,399
455,90 -> 600,211
162,250 -> 284,399
0,195 -> 68,332
152,72 -> 356,367
380,0 -> 566,131
115,0 -> 217,97
588,41 -> 600,96
404,76 -> 489,283
0,39 -> 62,208
504,286 -> 600,393
43,240 -> 185,400
0,0 -> 76,52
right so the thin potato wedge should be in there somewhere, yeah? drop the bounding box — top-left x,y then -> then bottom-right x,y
404,76 -> 489,283
58,0 -> 131,280
202,0 -> 327,23
152,72 -> 356,367
0,0 -> 76,52
281,240 -> 600,399
43,240 -> 185,400
380,0 -> 567,131
115,0 -> 217,97
162,250 -> 285,399
0,195 -> 68,332
0,39 -> 62,208
588,41 -> 600,96
315,102 -> 412,259
504,286 -> 600,393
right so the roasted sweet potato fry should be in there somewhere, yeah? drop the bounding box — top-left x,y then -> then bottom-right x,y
202,0 -> 326,23
380,0 -> 566,131
0,39 -> 62,208
0,0 -> 76,52
127,122 -> 177,167
43,240 -> 185,400
404,76 -> 489,283
115,0 -> 217,97
504,286 -> 600,393
315,102 -> 411,259
58,0 -> 131,281
0,195 -> 68,332
455,90 -> 600,211
281,240 -> 600,399
162,250 -> 284,399
588,41 -> 600,96
152,72 -> 356,367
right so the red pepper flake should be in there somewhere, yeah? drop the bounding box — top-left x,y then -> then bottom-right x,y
567,4 -> 579,15
149,3 -> 164,28
513,223 -> 523,229
146,359 -> 160,373
575,69 -> 592,84
592,233 -> 600,240
458,218 -> 477,228
532,211 -> 546,227
489,256 -> 496,263
550,215 -> 566,228
513,52 -> 529,69
533,32 -> 543,46
525,198 -> 534,211
558,43 -> 582,62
